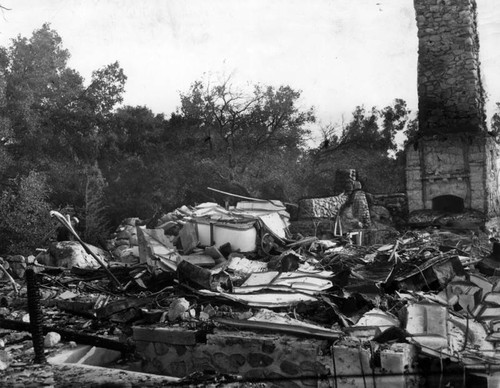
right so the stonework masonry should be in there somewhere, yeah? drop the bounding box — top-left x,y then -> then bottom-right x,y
406,135 -> 500,215
406,0 -> 500,223
297,193 -> 349,220
414,0 -> 486,135
131,327 -> 419,387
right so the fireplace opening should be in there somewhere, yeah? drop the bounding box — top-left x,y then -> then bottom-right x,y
432,195 -> 465,213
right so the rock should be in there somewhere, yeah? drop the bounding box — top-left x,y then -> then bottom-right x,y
353,181 -> 362,190
181,308 -> 196,320
203,304 -> 216,318
352,190 -> 371,227
167,298 -> 190,322
237,310 -> 253,320
44,332 -> 61,347
5,255 -> 26,279
41,241 -> 110,269
0,349 -> 10,370
298,193 -> 349,220
199,311 -> 210,321
340,206 -> 363,230
370,205 -> 393,224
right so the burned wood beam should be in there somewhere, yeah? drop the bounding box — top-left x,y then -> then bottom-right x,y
0,318 -> 133,353
215,317 -> 342,340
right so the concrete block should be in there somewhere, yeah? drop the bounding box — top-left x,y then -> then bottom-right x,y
344,326 -> 381,341
447,280 -> 482,312
133,326 -> 199,345
332,344 -> 372,377
406,302 -> 448,337
379,343 -> 418,374
48,345 -> 93,365
77,346 -> 121,367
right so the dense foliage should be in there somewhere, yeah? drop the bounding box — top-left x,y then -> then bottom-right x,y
308,100 -> 417,196
0,25 -> 416,255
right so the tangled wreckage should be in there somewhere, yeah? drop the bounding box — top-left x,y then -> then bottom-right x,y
2,0 -> 500,385
2,180 -> 500,387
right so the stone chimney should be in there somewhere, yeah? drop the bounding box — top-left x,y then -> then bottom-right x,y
406,0 -> 500,224
415,0 -> 486,135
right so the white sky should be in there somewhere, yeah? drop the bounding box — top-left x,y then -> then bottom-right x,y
0,0 -> 499,145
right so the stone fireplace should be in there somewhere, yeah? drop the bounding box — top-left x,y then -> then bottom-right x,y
406,0 -> 500,226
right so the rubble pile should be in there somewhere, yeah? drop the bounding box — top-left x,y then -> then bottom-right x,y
1,200 -> 500,386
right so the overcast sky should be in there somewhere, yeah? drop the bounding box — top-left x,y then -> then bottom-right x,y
1,0 -> 499,144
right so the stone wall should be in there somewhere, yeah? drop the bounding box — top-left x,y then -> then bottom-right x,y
133,327 -> 333,387
297,193 -> 349,220
131,326 -> 420,387
293,189 -> 406,237
414,0 -> 486,135
371,193 -> 408,223
333,169 -> 357,194
485,137 -> 500,218
406,135 -> 500,217
406,0 -> 500,222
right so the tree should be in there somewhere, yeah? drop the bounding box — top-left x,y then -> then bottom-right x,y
179,77 -> 315,198
0,24 -> 129,251
0,171 -> 53,254
83,164 -> 109,245
3,23 -> 75,165
330,99 -> 410,154
310,99 -> 412,195
491,103 -> 500,138
0,47 -> 13,179
103,105 -> 163,157
100,106 -> 171,223
1,24 -> 127,168
85,61 -> 127,117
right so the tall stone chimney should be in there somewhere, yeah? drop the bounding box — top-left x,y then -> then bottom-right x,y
406,0 -> 500,225
415,0 -> 486,135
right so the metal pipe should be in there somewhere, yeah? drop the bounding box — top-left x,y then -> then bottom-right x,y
50,211 -> 123,290
26,267 -> 46,364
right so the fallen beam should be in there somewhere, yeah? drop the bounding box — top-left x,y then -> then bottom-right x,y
0,318 -> 133,353
215,317 -> 342,340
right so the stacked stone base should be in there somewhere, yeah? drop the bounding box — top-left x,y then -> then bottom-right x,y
131,327 -> 421,387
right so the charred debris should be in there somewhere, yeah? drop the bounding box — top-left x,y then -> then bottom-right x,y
1,185 -> 500,387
